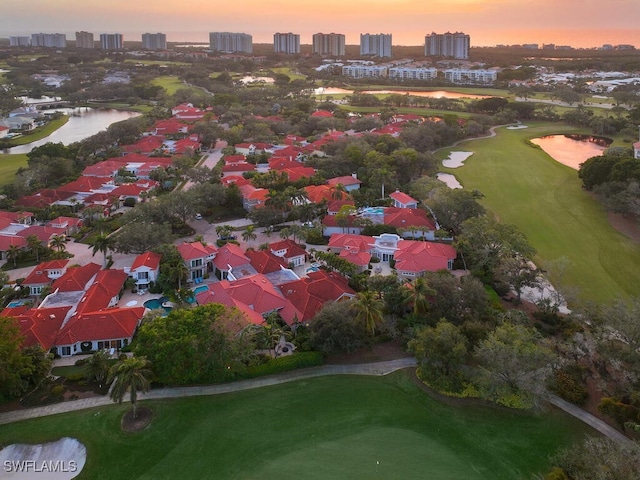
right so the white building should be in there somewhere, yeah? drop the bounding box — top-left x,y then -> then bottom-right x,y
425,32 -> 470,59
9,36 -> 31,47
100,33 -> 123,50
312,33 -> 345,56
342,64 -> 388,79
388,66 -> 437,81
31,33 -> 67,48
142,33 -> 167,50
274,33 -> 300,54
360,33 -> 392,58
75,31 -> 94,49
209,32 -> 252,54
444,69 -> 497,85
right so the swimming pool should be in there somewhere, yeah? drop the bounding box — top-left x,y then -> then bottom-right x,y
7,300 -> 24,308
193,285 -> 209,295
361,207 -> 384,215
143,296 -> 172,313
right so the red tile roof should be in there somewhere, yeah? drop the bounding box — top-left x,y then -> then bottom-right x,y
213,243 -> 250,270
17,225 -> 67,244
246,249 -> 287,274
311,110 -> 334,118
75,269 -> 128,315
389,190 -> 417,206
51,263 -> 102,292
269,239 -> 307,260
394,240 -> 457,273
327,175 -> 362,187
55,307 -> 145,345
130,251 -> 161,270
176,241 -> 217,261
14,307 -> 71,350
22,259 -> 69,286
0,235 -> 27,252
328,233 -> 375,252
384,207 -> 436,231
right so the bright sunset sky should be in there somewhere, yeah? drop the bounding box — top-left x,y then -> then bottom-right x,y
2,0 -> 639,47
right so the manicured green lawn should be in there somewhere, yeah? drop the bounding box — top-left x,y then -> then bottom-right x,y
0,371 -> 591,480
344,105 -> 475,119
441,122 -> 640,305
0,153 -> 28,186
4,116 -> 69,146
151,76 -> 203,96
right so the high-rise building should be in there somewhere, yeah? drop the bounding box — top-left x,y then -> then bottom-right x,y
273,33 -> 300,54
312,33 -> 346,56
31,33 -> 67,48
142,33 -> 167,50
9,36 -> 31,47
424,32 -> 470,59
75,31 -> 95,49
360,33 -> 392,58
100,33 -> 124,50
209,32 -> 252,53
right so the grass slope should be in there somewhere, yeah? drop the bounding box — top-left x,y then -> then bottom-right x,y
0,372 -> 591,480
441,122 -> 640,304
151,76 -> 203,96
0,153 -> 28,186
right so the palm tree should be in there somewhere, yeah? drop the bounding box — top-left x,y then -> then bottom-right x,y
241,225 -> 257,243
331,183 -> 348,200
215,224 -> 233,239
91,234 -> 113,268
352,291 -> 385,336
405,277 -> 436,316
6,244 -> 21,268
27,235 -> 43,263
168,261 -> 189,290
107,356 -> 152,420
50,234 -> 67,253
85,350 -> 111,389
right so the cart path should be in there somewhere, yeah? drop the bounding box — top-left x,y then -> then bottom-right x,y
0,357 -> 633,446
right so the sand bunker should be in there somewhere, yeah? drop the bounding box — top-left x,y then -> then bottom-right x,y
442,151 -> 473,169
0,437 -> 86,479
506,125 -> 529,130
436,173 -> 462,189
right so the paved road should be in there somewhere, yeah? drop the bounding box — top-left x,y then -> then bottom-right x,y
0,356 -> 634,447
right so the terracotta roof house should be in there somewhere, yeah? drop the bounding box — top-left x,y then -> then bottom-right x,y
82,161 -> 123,178
328,234 -> 375,253
394,240 -> 457,279
16,189 -> 76,209
278,270 -> 355,323
0,235 -> 28,262
170,138 -> 201,155
246,249 -> 288,274
54,307 -> 145,357
17,225 -> 67,246
269,239 -> 307,267
322,214 -> 362,236
22,259 -> 69,296
327,199 -> 356,215
51,262 -> 102,293
280,166 -> 316,182
47,216 -> 83,236
268,158 -> 300,170
238,184 -> 268,210
389,190 -> 418,209
14,306 -> 72,351
311,109 -> 334,118
327,175 -> 362,192
196,274 -> 290,323
0,210 -> 34,225
213,243 -> 251,280
221,175 -> 251,187
171,104 -> 206,121
152,118 -> 189,136
121,135 -> 166,155
75,269 -> 128,315
126,251 -> 161,291
176,241 -> 217,282
384,207 -> 436,240
234,142 -> 273,156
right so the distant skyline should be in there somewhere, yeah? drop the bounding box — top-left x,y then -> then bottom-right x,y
1,0 -> 639,48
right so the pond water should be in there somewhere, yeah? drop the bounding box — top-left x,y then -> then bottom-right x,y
529,134 -> 612,170
314,87 -> 494,99
5,108 -> 141,154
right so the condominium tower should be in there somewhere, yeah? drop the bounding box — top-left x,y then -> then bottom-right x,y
424,32 -> 470,59
209,32 -> 252,54
9,36 -> 31,47
360,33 -> 392,58
75,31 -> 95,49
100,33 -> 124,50
142,33 -> 167,50
31,33 -> 67,48
273,33 -> 300,54
312,33 -> 346,56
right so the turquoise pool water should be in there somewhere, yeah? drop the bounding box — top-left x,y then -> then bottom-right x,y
7,300 -> 24,308
143,296 -> 171,313
193,285 -> 209,295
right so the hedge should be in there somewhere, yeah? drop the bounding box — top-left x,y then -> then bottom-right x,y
242,352 -> 323,379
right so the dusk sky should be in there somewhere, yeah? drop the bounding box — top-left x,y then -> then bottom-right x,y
2,0 -> 639,47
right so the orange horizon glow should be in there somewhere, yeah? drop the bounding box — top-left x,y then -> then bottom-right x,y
2,0 -> 639,49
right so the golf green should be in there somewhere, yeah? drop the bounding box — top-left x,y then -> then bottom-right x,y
0,372 -> 592,479
441,122 -> 640,305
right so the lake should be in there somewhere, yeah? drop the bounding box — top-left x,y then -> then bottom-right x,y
5,108 -> 140,154
529,134 -> 612,170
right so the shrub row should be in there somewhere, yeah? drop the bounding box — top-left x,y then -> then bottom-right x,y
241,352 -> 323,379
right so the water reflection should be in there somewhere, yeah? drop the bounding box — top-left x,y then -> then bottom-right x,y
4,108 -> 140,154
529,134 -> 612,170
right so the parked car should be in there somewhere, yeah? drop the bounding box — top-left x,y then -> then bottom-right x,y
195,213 -> 203,220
